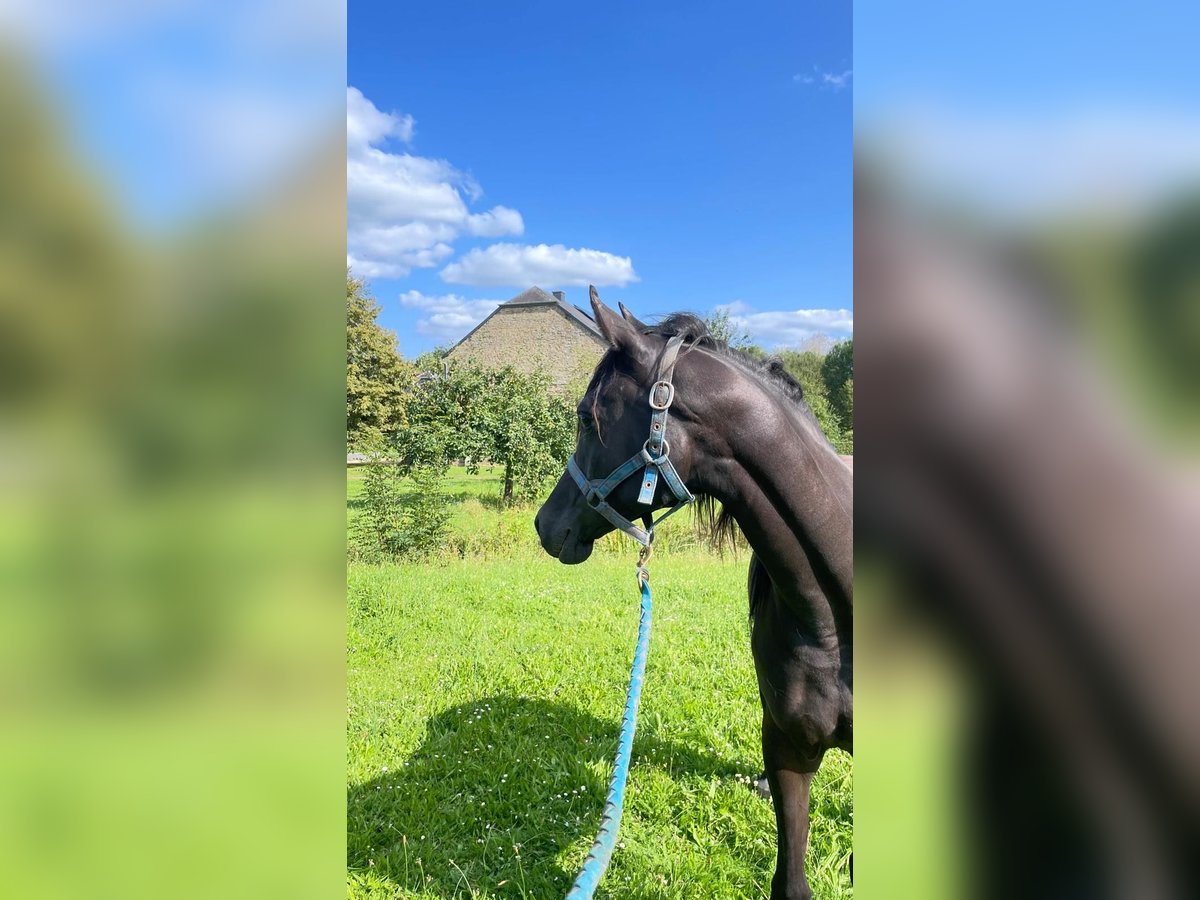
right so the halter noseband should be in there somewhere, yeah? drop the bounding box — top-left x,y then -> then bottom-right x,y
566,334 -> 695,547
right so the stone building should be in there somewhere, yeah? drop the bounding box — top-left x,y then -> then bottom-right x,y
443,286 -> 607,392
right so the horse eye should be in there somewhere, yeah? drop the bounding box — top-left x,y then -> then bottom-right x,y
577,411 -> 594,430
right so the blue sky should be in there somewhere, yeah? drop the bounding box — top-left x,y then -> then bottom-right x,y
5,1 -> 343,227
349,0 -> 852,356
855,2 -> 1198,115
854,1 -> 1200,219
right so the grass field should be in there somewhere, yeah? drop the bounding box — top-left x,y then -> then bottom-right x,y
347,468 -> 853,899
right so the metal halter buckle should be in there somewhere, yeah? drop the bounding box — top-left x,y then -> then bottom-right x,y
648,380 -> 674,410
641,438 -> 671,466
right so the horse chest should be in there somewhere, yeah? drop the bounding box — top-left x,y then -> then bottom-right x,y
749,558 -> 851,754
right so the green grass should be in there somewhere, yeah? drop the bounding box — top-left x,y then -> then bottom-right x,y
347,470 -> 852,899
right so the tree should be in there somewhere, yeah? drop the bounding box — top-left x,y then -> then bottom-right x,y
774,348 -> 848,453
480,367 -> 576,503
798,333 -> 834,356
1130,194 -> 1200,415
839,378 -> 853,453
413,346 -> 450,375
398,364 -> 492,467
399,363 -> 575,504
820,340 -> 853,433
775,348 -> 825,393
704,308 -> 756,351
346,273 -> 412,445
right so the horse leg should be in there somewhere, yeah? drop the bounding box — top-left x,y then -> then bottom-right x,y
762,710 -> 824,900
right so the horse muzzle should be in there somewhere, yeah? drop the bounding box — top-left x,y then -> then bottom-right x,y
533,502 -> 595,565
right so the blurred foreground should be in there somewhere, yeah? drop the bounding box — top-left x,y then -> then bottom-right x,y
855,90 -> 1200,900
0,7 -> 345,898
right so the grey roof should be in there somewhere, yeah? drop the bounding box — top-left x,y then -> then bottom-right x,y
501,286 -> 603,337
445,285 -> 603,353
503,285 -> 559,306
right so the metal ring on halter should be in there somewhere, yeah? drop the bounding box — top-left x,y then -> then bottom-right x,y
641,438 -> 671,465
648,380 -> 674,410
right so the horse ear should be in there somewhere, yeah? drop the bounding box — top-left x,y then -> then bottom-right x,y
590,286 -> 644,356
618,301 -> 648,332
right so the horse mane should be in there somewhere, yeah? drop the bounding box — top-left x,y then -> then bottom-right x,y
637,312 -> 826,552
646,313 -> 814,410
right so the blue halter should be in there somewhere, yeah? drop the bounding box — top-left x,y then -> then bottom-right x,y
566,334 -> 695,547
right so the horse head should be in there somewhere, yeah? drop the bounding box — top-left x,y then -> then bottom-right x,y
534,287 -> 706,563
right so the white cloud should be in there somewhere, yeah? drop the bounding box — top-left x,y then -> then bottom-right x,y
347,87 -> 523,278
0,0 -> 188,51
867,105 -> 1200,218
347,86 -> 412,151
347,87 -> 634,289
348,152 -> 476,226
823,70 -> 853,89
441,243 -> 638,288
794,67 -> 853,91
465,206 -> 525,237
397,290 -> 505,342
2,0 -> 343,56
353,222 -> 458,255
348,244 -> 454,280
716,302 -> 853,349
133,78 -> 333,194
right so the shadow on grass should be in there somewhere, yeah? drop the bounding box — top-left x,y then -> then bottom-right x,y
347,695 -> 751,898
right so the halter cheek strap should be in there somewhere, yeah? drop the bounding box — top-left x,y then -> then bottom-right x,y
566,334 -> 695,547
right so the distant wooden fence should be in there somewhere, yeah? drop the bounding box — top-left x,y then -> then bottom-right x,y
347,453 -> 399,467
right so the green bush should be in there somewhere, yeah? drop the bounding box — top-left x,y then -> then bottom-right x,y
351,437 -> 450,562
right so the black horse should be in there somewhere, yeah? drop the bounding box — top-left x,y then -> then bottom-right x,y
535,288 -> 852,899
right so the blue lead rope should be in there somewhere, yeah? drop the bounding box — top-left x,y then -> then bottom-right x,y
565,569 -> 654,900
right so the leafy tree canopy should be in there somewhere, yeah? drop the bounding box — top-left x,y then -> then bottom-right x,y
399,363 -> 575,503
704,308 -> 756,351
772,349 -> 844,451
347,273 -> 413,444
820,340 -> 853,430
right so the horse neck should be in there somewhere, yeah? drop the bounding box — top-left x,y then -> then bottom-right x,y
691,361 -> 853,607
